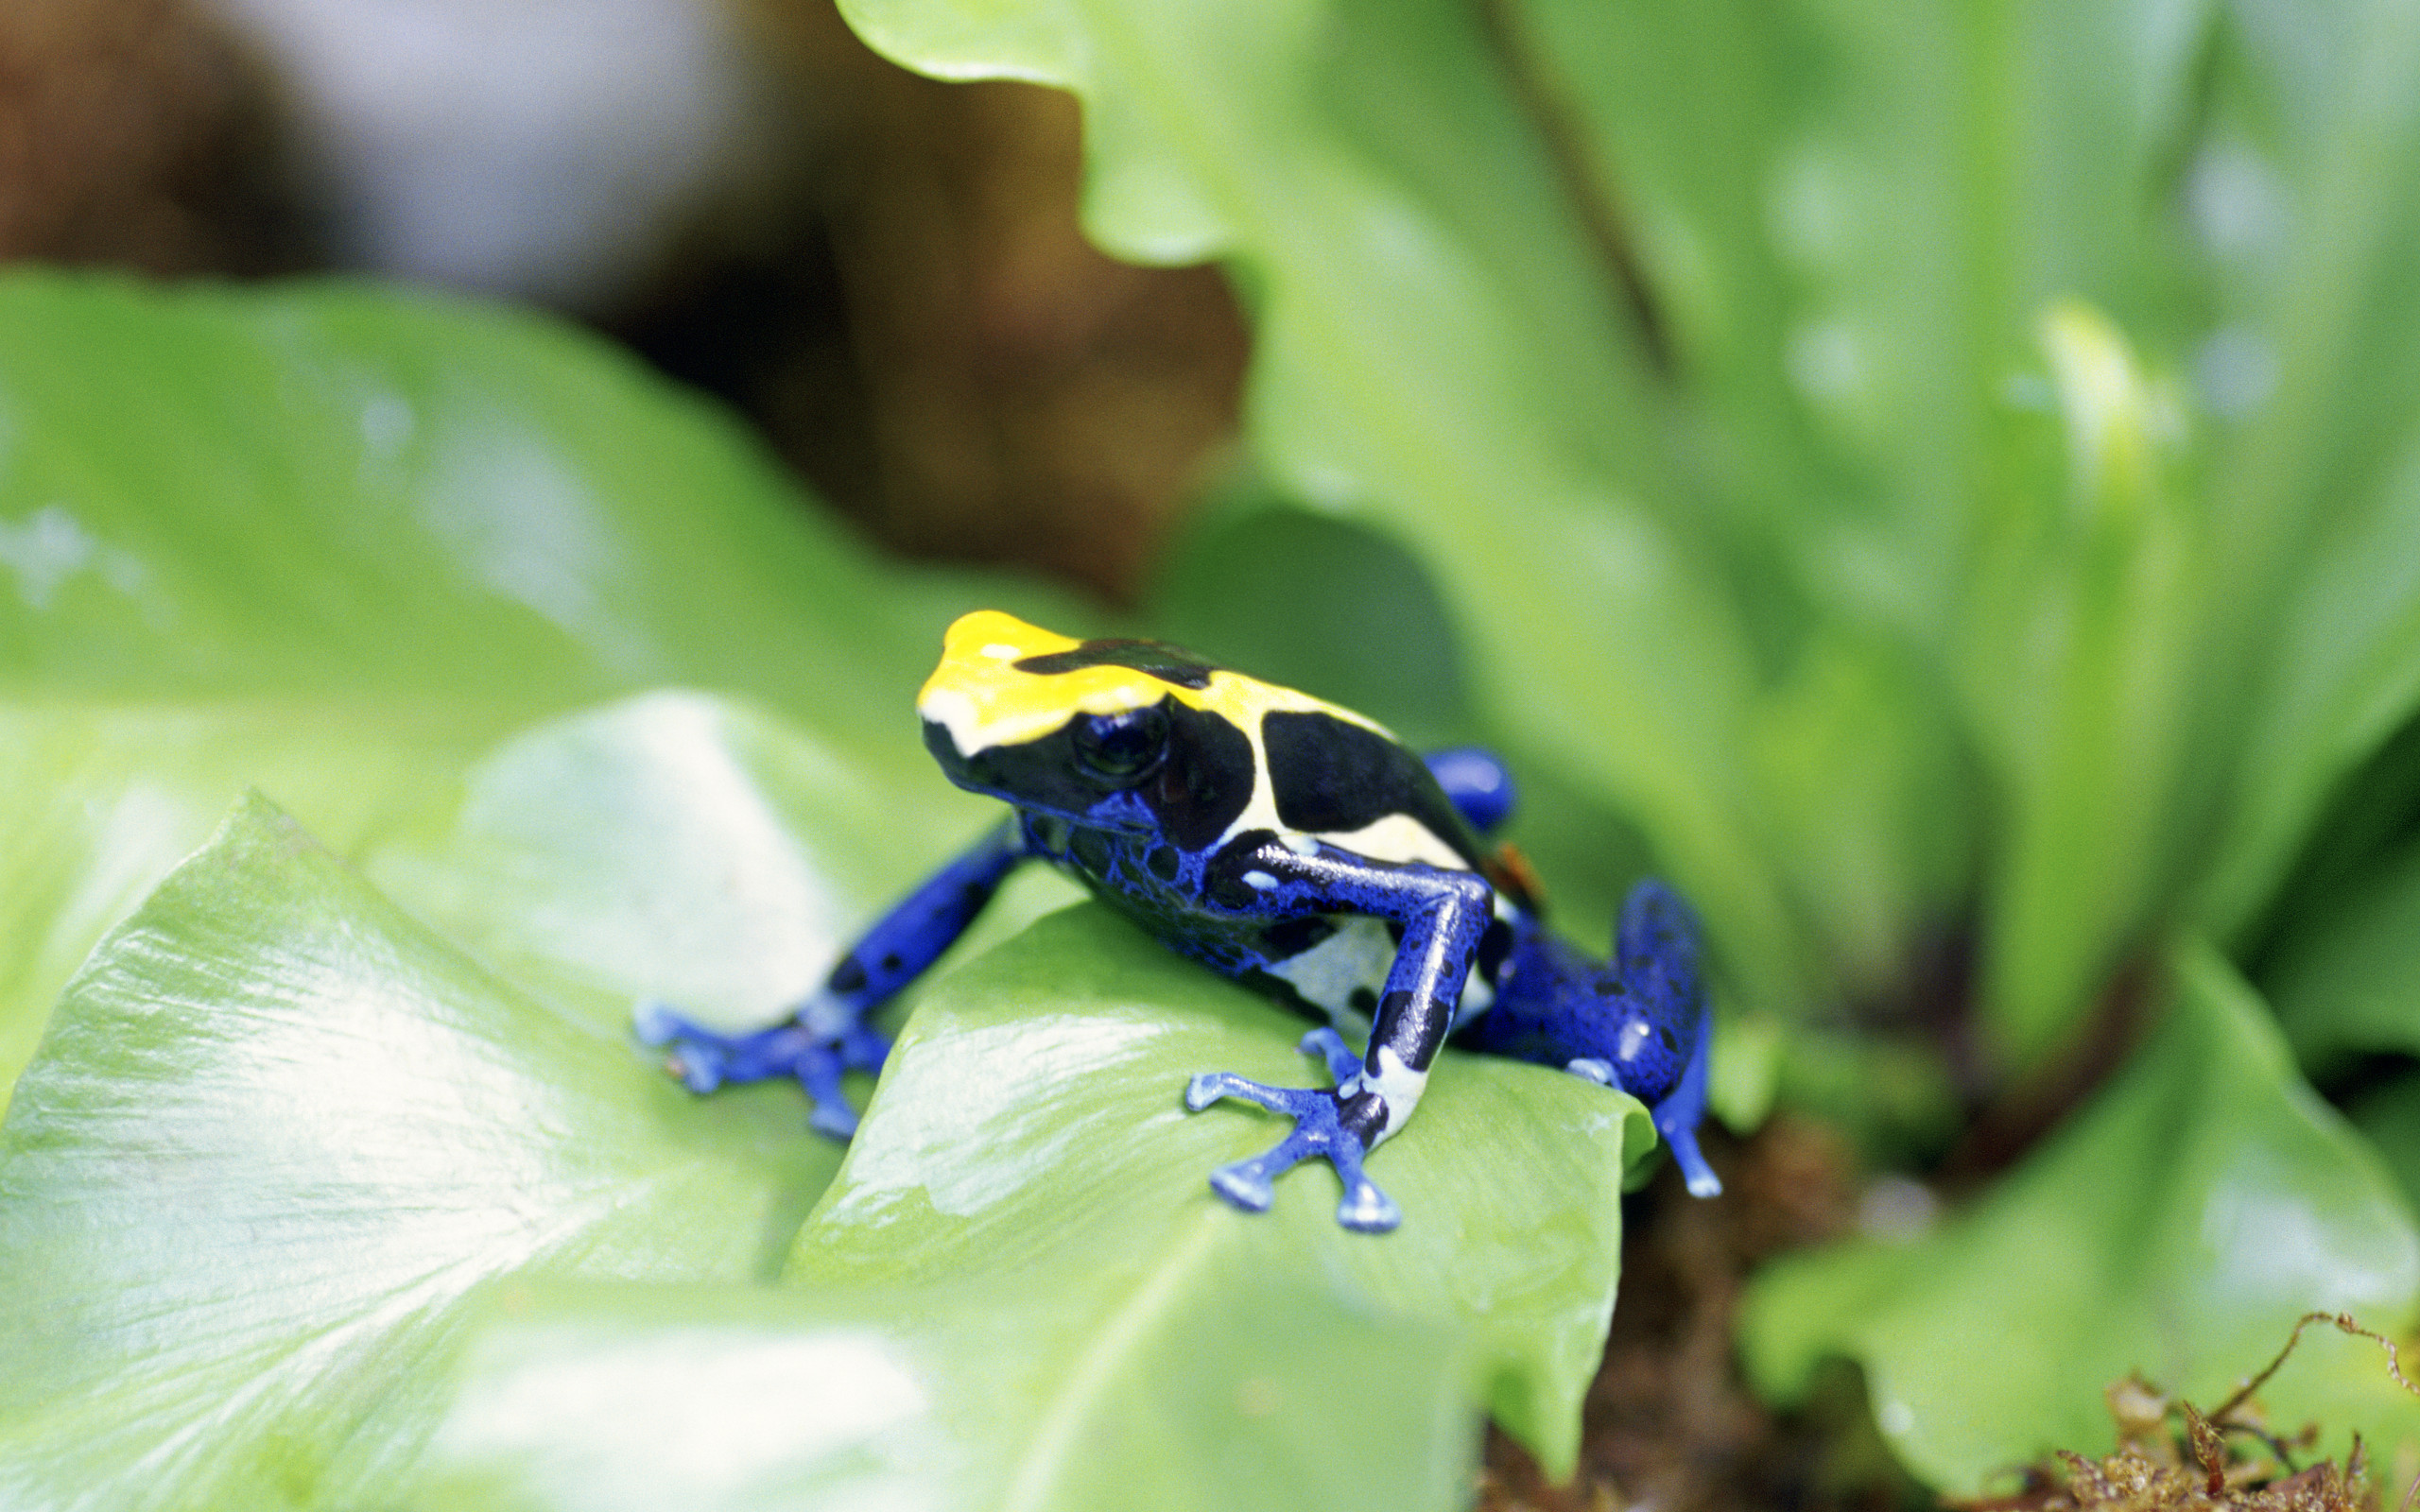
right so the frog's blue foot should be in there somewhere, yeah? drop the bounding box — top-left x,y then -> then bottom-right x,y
1184,1028 -> 1401,1233
1567,1046 -> 1721,1197
1649,1003 -> 1721,1198
633,998 -> 889,1141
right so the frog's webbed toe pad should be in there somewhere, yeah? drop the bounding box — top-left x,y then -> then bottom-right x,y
631,999 -> 889,1142
1184,1040 -> 1402,1233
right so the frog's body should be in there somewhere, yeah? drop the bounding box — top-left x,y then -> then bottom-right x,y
637,610 -> 1720,1232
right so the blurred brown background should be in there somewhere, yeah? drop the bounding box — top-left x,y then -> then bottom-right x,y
0,0 -> 1250,599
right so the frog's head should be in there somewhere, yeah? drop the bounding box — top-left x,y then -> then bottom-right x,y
916,610 -> 1253,841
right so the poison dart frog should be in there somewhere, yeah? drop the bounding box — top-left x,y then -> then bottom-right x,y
635,610 -> 1721,1232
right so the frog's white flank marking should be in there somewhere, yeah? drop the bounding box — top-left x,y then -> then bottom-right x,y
1267,915 -> 1394,1023
1312,813 -> 1466,871
1242,869 -> 1277,890
1361,1045 -> 1429,1144
1567,1057 -> 1614,1085
1280,833 -> 1320,856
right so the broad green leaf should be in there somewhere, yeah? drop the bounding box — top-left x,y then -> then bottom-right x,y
785,902 -> 1656,1483
0,272 -> 1076,1099
1740,940 -> 2420,1492
2263,835 -> 2420,1073
1510,0 -> 1825,548
0,797 -> 840,1510
1747,629 -> 1973,1003
2348,1073 -> 2420,1217
1145,491 -> 1477,751
1523,0 -> 2208,618
0,271 -> 995,722
2207,427 -> 2420,937
0,700 -> 515,1110
358,691 -> 1080,1039
2198,0 -> 2420,933
407,1277 -> 1472,1512
837,0 -> 1806,1018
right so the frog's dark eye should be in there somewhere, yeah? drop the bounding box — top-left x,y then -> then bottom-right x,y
1071,706 -> 1168,783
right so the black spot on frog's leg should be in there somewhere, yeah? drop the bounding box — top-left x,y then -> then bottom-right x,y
1260,914 -> 1334,961
1147,844 -> 1181,882
1014,638 -> 1216,689
1478,917 -> 1512,982
827,957 -> 867,994
1149,702 -> 1256,850
1261,710 -> 1486,868
1372,988 -> 1439,1071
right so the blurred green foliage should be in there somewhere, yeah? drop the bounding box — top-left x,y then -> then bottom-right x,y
12,0 -> 2420,1500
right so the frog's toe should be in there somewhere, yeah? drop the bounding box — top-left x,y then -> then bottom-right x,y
667,1044 -> 732,1094
635,1003 -> 736,1091
786,1040 -> 861,1140
806,1093 -> 861,1141
1207,1156 -> 1279,1212
1336,1177 -> 1402,1233
632,998 -> 686,1047
1659,1112 -> 1722,1197
1297,1027 -> 1362,1084
1186,1069 -> 1302,1114
838,1022 -> 891,1076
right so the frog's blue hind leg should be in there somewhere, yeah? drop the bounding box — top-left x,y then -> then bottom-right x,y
1425,747 -> 1517,836
1617,881 -> 1721,1197
1651,1004 -> 1720,1197
1185,1028 -> 1401,1232
635,819 -> 1028,1138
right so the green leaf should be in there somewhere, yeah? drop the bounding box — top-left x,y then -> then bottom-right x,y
2263,835 -> 2420,1073
2197,0 -> 2420,933
836,0 -> 1805,1017
1963,304 -> 2202,1064
0,700 -> 517,1111
408,1277 -> 1472,1512
1740,940 -> 2420,1492
0,271 -> 1077,1100
0,271 -> 1003,719
0,796 -> 840,1510
784,902 -> 1655,1483
2347,1073 -> 2420,1218
358,691 -> 1075,1039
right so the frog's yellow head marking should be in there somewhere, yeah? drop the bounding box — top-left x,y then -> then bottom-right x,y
916,610 -> 1383,760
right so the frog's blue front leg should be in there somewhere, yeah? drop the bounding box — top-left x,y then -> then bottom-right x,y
636,818 -> 1028,1137
1184,839 -> 1494,1233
